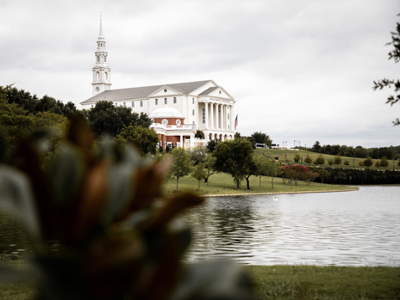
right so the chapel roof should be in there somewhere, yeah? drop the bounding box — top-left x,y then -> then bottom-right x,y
198,86 -> 219,95
81,80 -> 213,105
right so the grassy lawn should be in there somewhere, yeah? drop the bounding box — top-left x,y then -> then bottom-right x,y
256,148 -> 400,171
1,265 -> 399,300
162,171 -> 357,196
246,265 -> 400,300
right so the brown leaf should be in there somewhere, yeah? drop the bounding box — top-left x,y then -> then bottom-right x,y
143,192 -> 204,232
120,160 -> 171,220
84,233 -> 144,300
62,159 -> 109,245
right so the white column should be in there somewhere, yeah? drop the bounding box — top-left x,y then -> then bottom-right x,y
210,102 -> 214,129
229,105 -> 232,132
204,102 -> 208,129
223,105 -> 227,130
180,135 -> 183,147
216,104 -> 220,129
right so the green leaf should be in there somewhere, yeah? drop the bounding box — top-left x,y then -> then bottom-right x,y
102,164 -> 135,223
0,166 -> 42,240
48,143 -> 85,205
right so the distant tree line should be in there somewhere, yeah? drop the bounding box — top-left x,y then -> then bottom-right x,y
310,141 -> 399,160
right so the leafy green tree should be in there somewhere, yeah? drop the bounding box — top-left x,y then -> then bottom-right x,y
213,138 -> 254,189
317,169 -> 331,184
203,154 -> 216,185
293,153 -> 301,163
253,154 -> 267,187
304,154 -> 312,164
334,155 -> 342,168
328,159 -> 334,166
87,101 -> 151,137
191,163 -> 207,190
375,161 -> 381,168
190,146 -> 207,165
363,157 -> 373,168
250,131 -> 272,148
206,139 -> 218,153
264,158 -> 281,189
234,132 -> 241,139
170,147 -> 193,191
344,160 -> 350,167
313,154 -> 325,166
358,161 -> 364,167
379,156 -> 389,168
373,14 -> 400,125
194,130 -> 205,139
312,141 -> 321,152
115,125 -> 159,155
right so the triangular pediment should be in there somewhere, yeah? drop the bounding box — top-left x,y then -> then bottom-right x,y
149,86 -> 184,97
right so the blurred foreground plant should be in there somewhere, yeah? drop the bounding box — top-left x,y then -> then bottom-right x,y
0,115 -> 254,300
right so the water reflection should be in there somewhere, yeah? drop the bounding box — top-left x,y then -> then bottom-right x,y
183,186 -> 400,266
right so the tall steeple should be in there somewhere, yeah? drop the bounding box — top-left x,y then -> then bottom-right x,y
92,14 -> 111,96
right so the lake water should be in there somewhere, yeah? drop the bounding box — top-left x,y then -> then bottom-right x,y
183,186 -> 400,266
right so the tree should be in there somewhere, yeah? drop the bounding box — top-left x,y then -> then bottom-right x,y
293,153 -> 301,163
380,156 -> 389,168
203,153 -> 216,185
264,158 -> 281,189
313,154 -> 325,166
87,101 -> 151,137
115,125 -> 159,155
373,14 -> 400,125
194,130 -> 205,139
375,161 -> 381,168
206,139 -> 218,153
191,163 -> 207,190
328,159 -> 334,166
253,154 -> 268,187
190,146 -> 207,165
358,161 -> 364,167
312,141 -> 321,152
169,147 -> 193,191
304,154 -> 312,164
213,138 -> 254,189
317,169 -> 331,184
334,155 -> 342,168
363,157 -> 373,168
344,160 -> 350,167
250,131 -> 272,148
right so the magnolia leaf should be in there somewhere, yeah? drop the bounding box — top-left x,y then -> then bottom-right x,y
48,143 -> 85,205
0,262 -> 32,284
170,260 -> 255,300
0,166 -> 42,241
120,143 -> 143,169
102,163 -> 135,223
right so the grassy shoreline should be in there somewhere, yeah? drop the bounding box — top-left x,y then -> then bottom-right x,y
1,265 -> 399,300
162,172 -> 358,197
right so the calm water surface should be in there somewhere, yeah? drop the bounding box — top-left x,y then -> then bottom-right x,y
183,186 -> 400,266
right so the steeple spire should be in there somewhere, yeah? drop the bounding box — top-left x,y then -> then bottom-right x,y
92,15 -> 111,96
99,13 -> 104,37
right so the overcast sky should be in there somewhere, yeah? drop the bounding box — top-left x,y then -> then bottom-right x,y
1,0 -> 399,148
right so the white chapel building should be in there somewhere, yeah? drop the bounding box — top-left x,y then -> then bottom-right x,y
80,17 -> 237,150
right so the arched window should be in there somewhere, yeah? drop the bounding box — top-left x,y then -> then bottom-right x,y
155,99 -> 158,105
96,72 -> 99,80
97,56 -> 100,63
162,119 -> 168,125
105,72 -> 108,80
104,56 -> 106,62
164,98 -> 167,104
192,98 -> 195,104
140,101 -> 143,107
173,97 -> 176,104
123,102 -> 126,107
176,119 -> 181,125
192,109 -> 195,116
131,101 -> 135,108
